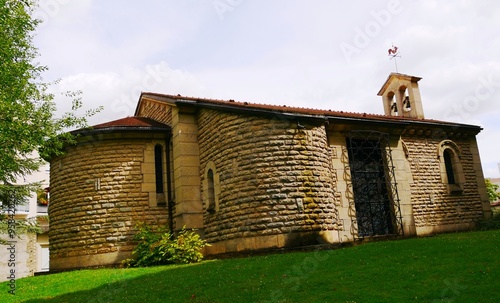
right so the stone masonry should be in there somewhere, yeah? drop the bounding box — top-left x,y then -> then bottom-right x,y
47,73 -> 491,270
49,132 -> 169,270
402,133 -> 488,234
197,109 -> 338,253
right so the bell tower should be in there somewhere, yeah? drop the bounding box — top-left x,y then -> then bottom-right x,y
377,73 -> 425,119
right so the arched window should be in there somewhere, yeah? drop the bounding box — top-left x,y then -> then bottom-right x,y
443,149 -> 456,185
154,144 -> 164,194
438,140 -> 464,193
399,86 -> 411,113
204,161 -> 220,214
207,169 -> 215,212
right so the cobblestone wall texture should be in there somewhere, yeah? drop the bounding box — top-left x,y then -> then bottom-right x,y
197,109 -> 339,244
402,135 -> 484,226
49,137 -> 168,265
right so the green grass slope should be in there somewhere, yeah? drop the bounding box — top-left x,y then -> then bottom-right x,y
1,230 -> 499,303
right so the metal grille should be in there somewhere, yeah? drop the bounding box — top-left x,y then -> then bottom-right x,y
346,131 -> 403,237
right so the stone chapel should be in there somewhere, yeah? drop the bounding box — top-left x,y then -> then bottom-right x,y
46,73 -> 492,270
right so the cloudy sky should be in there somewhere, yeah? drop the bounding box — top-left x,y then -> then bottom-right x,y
33,0 -> 500,177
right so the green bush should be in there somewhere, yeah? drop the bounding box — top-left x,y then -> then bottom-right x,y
475,208 -> 500,230
123,223 -> 210,267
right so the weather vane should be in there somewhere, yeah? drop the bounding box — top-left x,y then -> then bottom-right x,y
388,44 -> 400,73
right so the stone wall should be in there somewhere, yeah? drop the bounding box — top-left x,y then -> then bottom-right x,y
137,98 -> 172,125
49,134 -> 169,270
197,109 -> 338,253
46,92 -> 491,268
402,134 -> 484,233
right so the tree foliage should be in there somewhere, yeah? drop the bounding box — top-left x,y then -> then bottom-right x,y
485,178 -> 500,203
0,0 -> 100,234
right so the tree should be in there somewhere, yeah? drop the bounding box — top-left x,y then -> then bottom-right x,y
0,0 -> 100,241
485,178 -> 500,203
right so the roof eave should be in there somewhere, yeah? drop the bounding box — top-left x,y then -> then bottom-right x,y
377,72 -> 422,96
71,126 -> 171,136
175,99 -> 329,122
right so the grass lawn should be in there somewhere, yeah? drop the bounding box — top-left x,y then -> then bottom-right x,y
1,229 -> 499,303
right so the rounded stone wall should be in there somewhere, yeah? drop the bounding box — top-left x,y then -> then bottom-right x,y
197,109 -> 338,252
48,130 -> 169,270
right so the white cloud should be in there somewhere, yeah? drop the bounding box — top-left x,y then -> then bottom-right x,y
51,61 -> 207,126
34,0 -> 93,28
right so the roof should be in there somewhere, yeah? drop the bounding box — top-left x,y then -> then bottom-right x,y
71,116 -> 170,136
92,116 -> 170,129
377,72 -> 422,96
137,92 -> 482,131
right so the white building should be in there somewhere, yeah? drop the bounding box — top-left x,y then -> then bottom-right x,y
0,162 -> 50,282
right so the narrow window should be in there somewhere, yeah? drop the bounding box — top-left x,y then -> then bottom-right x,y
438,140 -> 464,193
207,169 -> 215,212
443,149 -> 456,185
154,144 -> 164,193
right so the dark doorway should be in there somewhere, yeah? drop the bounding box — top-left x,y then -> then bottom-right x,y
347,136 -> 395,237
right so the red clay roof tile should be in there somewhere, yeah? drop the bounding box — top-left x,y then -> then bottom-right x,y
139,92 -> 478,128
92,116 -> 169,129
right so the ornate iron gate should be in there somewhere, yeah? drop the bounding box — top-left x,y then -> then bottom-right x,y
346,131 -> 404,237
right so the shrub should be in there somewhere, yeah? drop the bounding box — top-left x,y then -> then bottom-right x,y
124,223 -> 210,267
475,208 -> 500,230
